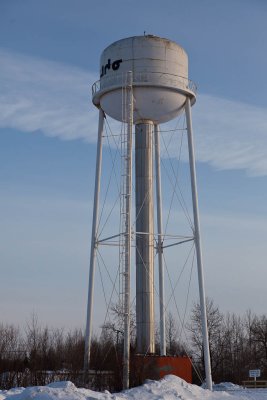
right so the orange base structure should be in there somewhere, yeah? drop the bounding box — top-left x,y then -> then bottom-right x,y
132,355 -> 192,386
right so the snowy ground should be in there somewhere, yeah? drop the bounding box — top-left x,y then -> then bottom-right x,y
1,375 -> 267,400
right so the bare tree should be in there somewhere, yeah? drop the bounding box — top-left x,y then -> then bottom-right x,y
165,312 -> 184,356
250,314 -> 267,371
187,298 -> 224,378
101,302 -> 136,347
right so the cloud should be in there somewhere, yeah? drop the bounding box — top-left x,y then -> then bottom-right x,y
0,48 -> 98,142
193,95 -> 267,176
1,48 -> 267,176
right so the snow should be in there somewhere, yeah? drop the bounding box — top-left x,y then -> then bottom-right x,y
1,375 -> 267,400
213,382 -> 243,391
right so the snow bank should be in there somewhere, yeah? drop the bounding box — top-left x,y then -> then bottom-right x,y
0,375 -> 263,400
213,382 -> 242,392
118,375 -> 232,399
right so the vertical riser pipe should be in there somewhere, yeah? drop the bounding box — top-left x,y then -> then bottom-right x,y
135,122 -> 155,354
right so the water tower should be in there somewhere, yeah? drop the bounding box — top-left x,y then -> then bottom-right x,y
84,35 -> 212,390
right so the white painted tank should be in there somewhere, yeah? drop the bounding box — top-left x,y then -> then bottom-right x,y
92,35 -> 196,124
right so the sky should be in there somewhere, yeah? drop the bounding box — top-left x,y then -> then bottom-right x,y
1,0 -> 267,333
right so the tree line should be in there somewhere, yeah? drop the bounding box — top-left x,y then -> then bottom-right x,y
188,299 -> 267,384
0,301 -> 267,390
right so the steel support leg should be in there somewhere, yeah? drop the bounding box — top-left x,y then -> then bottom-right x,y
154,124 -> 166,356
185,97 -> 213,391
84,108 -> 105,375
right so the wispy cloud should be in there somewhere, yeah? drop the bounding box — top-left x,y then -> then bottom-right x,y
193,95 -> 267,176
1,48 -> 267,176
0,48 -> 98,142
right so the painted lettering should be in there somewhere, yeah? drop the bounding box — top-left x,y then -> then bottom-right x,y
100,58 -> 122,77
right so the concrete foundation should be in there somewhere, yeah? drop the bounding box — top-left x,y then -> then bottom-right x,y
132,355 -> 192,385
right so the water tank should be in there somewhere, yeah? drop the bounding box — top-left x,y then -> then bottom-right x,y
92,35 -> 196,124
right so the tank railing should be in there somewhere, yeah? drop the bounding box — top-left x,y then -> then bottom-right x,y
92,71 -> 197,97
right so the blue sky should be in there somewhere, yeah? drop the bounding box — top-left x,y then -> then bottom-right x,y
1,0 -> 267,331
